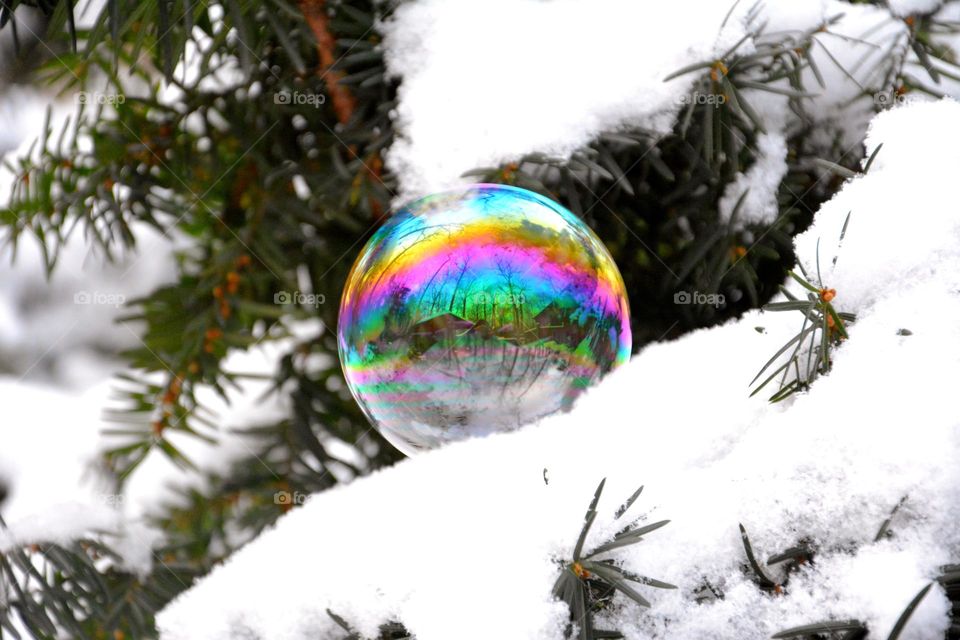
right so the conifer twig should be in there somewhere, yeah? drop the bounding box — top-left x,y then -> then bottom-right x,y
299,0 -> 357,124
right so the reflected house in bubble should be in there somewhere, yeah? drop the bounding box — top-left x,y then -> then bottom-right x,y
407,313 -> 475,357
338,184 -> 632,455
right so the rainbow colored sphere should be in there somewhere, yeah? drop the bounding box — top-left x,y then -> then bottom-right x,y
337,184 -> 631,455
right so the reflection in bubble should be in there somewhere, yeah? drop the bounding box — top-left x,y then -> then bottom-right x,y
338,184 -> 631,455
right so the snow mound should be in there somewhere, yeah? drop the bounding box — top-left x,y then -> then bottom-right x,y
156,100 -> 960,639
381,0 -> 747,197
381,0 -> 955,204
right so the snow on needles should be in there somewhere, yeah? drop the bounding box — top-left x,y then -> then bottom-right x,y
382,0 -> 960,230
381,0 -> 747,198
380,0 -> 953,207
157,99 -> 960,639
718,132 -> 788,224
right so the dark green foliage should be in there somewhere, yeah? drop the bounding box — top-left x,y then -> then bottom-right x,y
0,514 -> 197,639
552,479 -> 675,639
739,523 -> 782,593
750,267 -> 855,402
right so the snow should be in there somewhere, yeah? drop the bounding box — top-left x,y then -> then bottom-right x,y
0,242 -> 307,566
381,0 -> 747,198
0,326 -> 313,573
0,382 -> 115,537
0,225 -> 178,382
0,112 -> 182,573
718,132 -> 789,224
382,1 -> 904,200
0,308 -> 314,576
0,95 -> 183,572
0,88 -> 52,155
887,0 -> 944,17
383,0 -> 960,228
0,92 -> 312,581
0,378 -> 170,578
156,99 -> 960,639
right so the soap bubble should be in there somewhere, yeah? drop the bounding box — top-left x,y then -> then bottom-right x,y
338,184 -> 631,455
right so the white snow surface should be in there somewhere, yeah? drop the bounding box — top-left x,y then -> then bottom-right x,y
381,0 -> 747,198
718,132 -> 789,224
887,0 -> 944,17
381,0 -> 953,203
156,99 -> 960,639
0,326 -> 311,573
383,0 -> 960,229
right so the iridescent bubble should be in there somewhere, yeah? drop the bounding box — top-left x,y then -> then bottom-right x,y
337,184 -> 631,455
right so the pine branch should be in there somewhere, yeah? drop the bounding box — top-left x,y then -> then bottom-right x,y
553,479 -> 675,639
0,514 -> 196,639
298,0 -> 357,125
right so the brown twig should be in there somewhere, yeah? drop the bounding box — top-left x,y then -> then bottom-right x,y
298,0 -> 357,125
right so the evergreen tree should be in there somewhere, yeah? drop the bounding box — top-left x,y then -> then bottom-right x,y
0,1 -> 958,637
